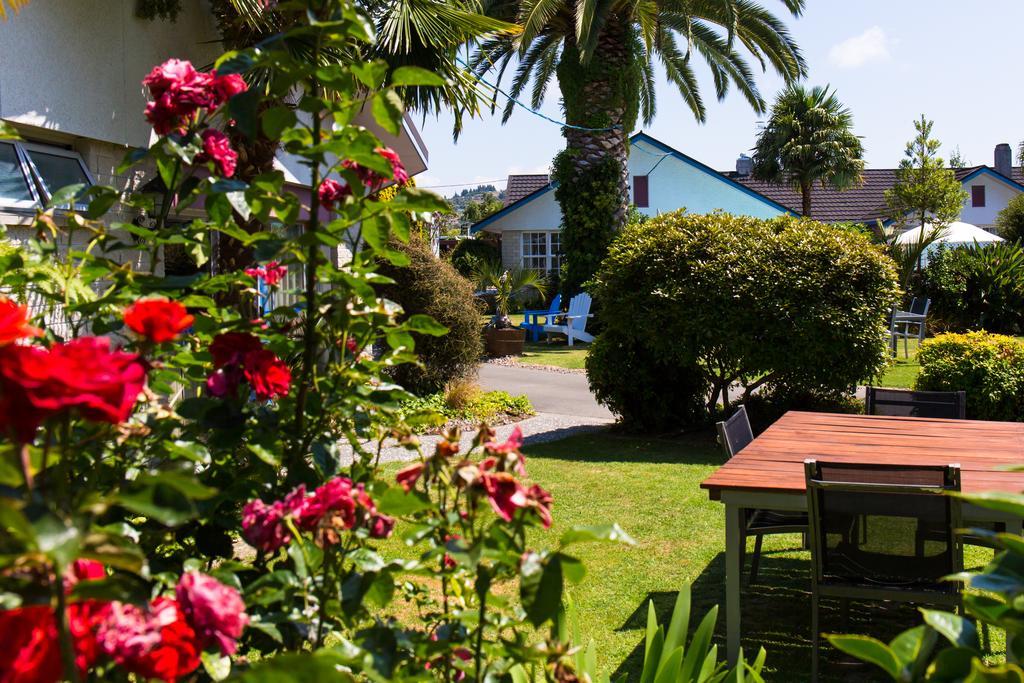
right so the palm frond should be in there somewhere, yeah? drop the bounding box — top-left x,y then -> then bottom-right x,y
0,0 -> 30,20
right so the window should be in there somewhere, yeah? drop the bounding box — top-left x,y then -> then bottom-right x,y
972,185 -> 986,208
0,140 -> 93,211
521,231 -> 561,278
633,175 -> 649,208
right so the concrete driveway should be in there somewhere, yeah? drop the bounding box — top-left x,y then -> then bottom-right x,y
477,363 -> 614,420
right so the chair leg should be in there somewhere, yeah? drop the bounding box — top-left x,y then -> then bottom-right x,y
749,534 -> 764,585
811,593 -> 820,682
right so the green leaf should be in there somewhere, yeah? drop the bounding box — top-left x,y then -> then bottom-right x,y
371,91 -> 403,136
375,487 -> 432,516
922,609 -> 979,650
679,606 -> 717,682
889,625 -> 937,679
826,634 -> 902,679
560,523 -> 636,547
202,651 -> 232,681
652,647 -> 683,683
47,183 -> 86,208
248,444 -> 281,467
231,650 -> 359,682
229,89 -> 261,140
351,61 -> 389,89
32,514 -> 80,568
520,552 -> 563,627
262,106 -> 297,140
390,66 -> 445,87
404,314 -> 447,336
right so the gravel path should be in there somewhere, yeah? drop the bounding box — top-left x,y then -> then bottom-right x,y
340,412 -> 614,465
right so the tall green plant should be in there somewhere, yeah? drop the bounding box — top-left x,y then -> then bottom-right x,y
474,260 -> 546,327
751,83 -> 864,217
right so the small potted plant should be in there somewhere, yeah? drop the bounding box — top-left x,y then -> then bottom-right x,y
474,261 -> 547,356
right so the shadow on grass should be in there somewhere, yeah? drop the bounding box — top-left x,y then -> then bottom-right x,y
523,430 -> 725,467
608,548 -> 980,682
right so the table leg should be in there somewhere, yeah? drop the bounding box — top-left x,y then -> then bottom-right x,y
725,503 -> 744,665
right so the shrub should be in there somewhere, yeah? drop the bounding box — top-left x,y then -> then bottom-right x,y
448,236 -> 500,278
916,331 -> 1024,421
922,242 -> 1024,333
588,211 -> 900,430
996,192 -> 1024,243
377,236 -> 483,394
401,388 -> 534,426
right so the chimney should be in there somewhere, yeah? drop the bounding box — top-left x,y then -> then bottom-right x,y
735,153 -> 753,177
995,143 -> 1012,177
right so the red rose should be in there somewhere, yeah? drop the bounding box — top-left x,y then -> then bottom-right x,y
211,73 -> 247,102
396,462 -> 424,492
317,178 -> 351,210
525,484 -> 553,528
100,598 -> 200,683
242,349 -> 291,400
367,513 -> 395,539
199,129 -> 237,178
376,147 -> 409,186
0,606 -> 64,683
0,297 -> 42,346
241,498 -> 290,553
175,572 -> 248,656
244,261 -> 287,286
142,59 -> 199,100
209,332 -> 263,368
304,477 -> 356,529
124,298 -> 194,343
479,471 -> 528,523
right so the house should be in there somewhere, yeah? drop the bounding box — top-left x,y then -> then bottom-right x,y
472,132 -> 793,274
0,1 -> 428,275
731,143 -> 1024,232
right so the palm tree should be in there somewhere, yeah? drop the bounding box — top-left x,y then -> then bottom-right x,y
475,0 -> 805,224
473,260 -> 547,328
751,83 -> 864,217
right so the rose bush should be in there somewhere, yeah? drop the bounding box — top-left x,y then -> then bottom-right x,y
0,2 -> 704,682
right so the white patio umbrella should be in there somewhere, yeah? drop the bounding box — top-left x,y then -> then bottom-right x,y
894,221 -> 1004,265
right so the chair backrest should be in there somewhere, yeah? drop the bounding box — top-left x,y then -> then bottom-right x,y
910,297 -> 931,316
865,387 -> 966,419
715,405 -> 754,458
547,293 -> 562,314
566,293 -> 592,332
804,460 -> 962,589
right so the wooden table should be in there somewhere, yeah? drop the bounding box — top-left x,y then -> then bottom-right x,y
701,410 -> 1024,664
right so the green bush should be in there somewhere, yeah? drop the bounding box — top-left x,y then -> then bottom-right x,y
997,192 -> 1024,243
377,236 -> 483,394
922,242 -> 1024,333
916,331 -> 1024,421
448,237 -> 500,278
587,211 -> 900,430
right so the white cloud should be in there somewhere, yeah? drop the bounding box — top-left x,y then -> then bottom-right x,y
828,27 -> 892,69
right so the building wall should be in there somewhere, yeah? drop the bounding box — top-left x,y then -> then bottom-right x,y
0,0 -> 221,149
629,139 -> 785,220
959,173 -> 1020,231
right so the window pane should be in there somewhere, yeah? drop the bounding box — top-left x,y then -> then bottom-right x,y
0,142 -> 34,203
26,149 -> 90,199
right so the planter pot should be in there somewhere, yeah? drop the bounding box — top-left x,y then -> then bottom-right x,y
484,327 -> 526,356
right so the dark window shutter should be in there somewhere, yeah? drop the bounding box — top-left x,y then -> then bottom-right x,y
972,185 -> 986,207
633,175 -> 649,208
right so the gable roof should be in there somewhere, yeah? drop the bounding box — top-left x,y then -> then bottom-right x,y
731,164 -> 1024,223
472,132 -> 793,233
505,174 -> 550,205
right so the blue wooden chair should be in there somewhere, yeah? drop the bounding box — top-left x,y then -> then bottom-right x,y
520,294 -> 560,341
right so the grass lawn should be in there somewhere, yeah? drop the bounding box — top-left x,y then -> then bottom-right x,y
878,338 -> 923,389
387,430 -> 1005,681
484,313 -> 590,370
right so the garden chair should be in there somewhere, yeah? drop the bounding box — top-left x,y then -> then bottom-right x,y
520,293 -> 561,342
716,406 -> 808,585
865,387 -> 966,419
542,292 -> 594,346
890,297 -> 930,358
805,460 -> 963,681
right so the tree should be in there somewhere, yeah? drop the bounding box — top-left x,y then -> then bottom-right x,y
476,0 -> 806,295
997,193 -> 1024,243
885,116 -> 966,256
751,84 -> 864,217
949,145 -> 969,169
461,192 -> 503,222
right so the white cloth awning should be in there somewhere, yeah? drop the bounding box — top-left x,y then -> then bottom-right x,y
895,221 -> 1004,247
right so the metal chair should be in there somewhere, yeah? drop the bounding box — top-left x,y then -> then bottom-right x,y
890,297 -> 930,358
804,460 -> 963,681
716,406 -> 808,585
865,387 -> 966,419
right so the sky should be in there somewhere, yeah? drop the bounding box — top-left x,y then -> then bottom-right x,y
412,1 -> 1024,196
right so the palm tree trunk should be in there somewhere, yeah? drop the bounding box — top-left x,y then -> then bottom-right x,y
553,16 -> 637,297
801,180 -> 812,217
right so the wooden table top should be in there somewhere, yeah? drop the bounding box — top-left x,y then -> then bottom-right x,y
701,411 -> 1024,501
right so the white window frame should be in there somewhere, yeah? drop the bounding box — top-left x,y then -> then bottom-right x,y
0,140 -> 95,211
521,231 -> 561,277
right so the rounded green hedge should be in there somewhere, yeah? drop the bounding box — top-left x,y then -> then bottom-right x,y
377,237 -> 483,394
448,238 -> 500,279
922,243 -> 1024,334
586,211 -> 900,430
916,331 -> 1024,421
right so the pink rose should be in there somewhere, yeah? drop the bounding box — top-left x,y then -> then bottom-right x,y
525,484 -> 553,528
368,513 -> 395,539
479,471 -> 528,523
241,498 -> 290,552
318,178 -> 351,210
396,462 -> 424,492
212,73 -> 247,102
142,59 -> 198,100
305,477 -> 356,529
376,147 -> 409,186
175,572 -> 248,656
200,129 -> 237,178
